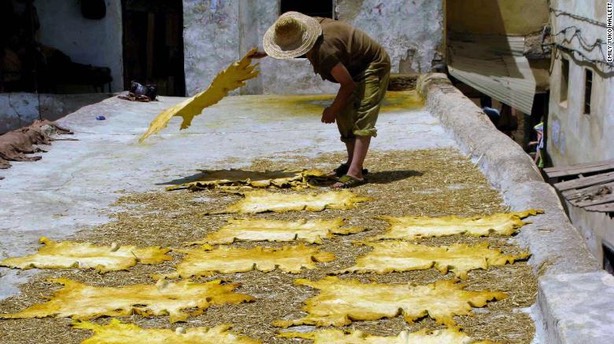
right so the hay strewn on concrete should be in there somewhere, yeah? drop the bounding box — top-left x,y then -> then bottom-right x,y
0,148 -> 537,344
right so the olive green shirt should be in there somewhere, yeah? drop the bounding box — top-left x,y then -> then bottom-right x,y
307,17 -> 390,83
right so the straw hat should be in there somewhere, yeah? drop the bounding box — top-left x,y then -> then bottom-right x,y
263,11 -> 322,59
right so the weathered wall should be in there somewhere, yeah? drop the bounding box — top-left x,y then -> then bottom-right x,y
337,0 -> 443,74
548,0 -> 614,165
567,204 -> 614,265
0,93 -> 112,134
183,0 -> 444,95
447,0 -> 549,35
36,0 -> 124,92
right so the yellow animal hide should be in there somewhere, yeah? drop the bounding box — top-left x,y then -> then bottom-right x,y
139,48 -> 260,142
167,169 -> 335,191
174,244 -> 335,277
194,218 -> 364,245
273,277 -> 506,327
279,328 -> 495,344
375,210 -> 543,240
212,190 -> 371,214
0,237 -> 171,273
0,278 -> 254,323
75,319 -> 261,344
337,241 -> 530,279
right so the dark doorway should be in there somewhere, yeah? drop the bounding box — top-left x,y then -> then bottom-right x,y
121,0 -> 185,96
280,0 -> 335,18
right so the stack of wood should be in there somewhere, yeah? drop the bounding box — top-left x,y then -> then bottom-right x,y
544,160 -> 614,213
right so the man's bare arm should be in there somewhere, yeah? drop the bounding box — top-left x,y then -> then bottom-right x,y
322,62 -> 356,123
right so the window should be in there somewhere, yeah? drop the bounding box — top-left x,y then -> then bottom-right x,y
280,0 -> 334,18
584,69 -> 593,115
560,58 -> 569,106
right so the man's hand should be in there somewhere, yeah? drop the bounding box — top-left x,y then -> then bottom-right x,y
321,107 -> 336,124
247,50 -> 268,59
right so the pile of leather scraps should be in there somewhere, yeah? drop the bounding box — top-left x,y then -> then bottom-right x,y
117,81 -> 158,102
0,119 -> 72,170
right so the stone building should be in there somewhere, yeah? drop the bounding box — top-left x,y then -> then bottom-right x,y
543,0 -> 614,272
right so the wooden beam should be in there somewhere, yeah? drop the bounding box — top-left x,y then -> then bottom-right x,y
562,182 -> 614,201
554,172 -> 614,192
573,194 -> 614,208
585,203 -> 614,213
544,160 -> 614,179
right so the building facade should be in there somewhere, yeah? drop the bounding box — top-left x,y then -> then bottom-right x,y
547,0 -> 614,267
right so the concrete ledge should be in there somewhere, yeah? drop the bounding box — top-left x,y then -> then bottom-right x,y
417,73 -> 605,344
539,272 -> 614,344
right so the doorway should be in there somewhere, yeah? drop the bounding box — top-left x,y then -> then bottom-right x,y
280,0 -> 335,18
121,0 -> 185,96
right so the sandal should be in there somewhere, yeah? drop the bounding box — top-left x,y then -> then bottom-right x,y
332,174 -> 366,189
333,163 -> 369,177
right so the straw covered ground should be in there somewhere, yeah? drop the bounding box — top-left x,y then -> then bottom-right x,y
0,148 -> 537,343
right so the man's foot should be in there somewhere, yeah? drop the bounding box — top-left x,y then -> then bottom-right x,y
331,174 -> 366,189
331,163 -> 369,178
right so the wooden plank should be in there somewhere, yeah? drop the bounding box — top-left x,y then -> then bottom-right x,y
544,159 -> 614,178
562,182 -> 614,201
554,172 -> 614,192
573,194 -> 614,208
585,203 -> 614,213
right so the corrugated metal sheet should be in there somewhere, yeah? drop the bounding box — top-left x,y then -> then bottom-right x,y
447,34 -> 538,114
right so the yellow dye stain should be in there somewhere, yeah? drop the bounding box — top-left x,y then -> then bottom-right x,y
0,278 -> 254,323
279,328 -> 496,344
173,244 -> 335,278
0,237 -> 171,273
374,210 -> 543,240
337,241 -> 530,279
273,277 -> 506,328
139,48 -> 260,143
269,90 -> 424,115
215,90 -> 424,121
382,90 -> 425,112
75,319 -> 261,344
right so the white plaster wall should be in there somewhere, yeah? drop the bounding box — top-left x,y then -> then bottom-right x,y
183,1 -> 240,96
182,0 -> 444,95
337,0 -> 443,74
568,204 -> 614,265
36,0 -> 123,92
183,0 -> 336,96
548,0 -> 614,166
